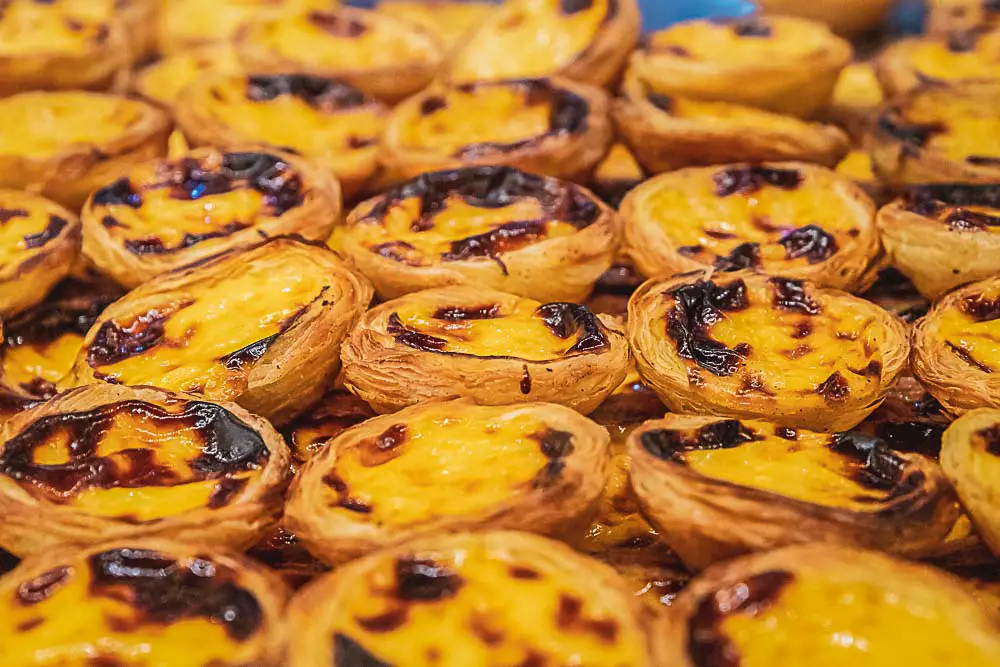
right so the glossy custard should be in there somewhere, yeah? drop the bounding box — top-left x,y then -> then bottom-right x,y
0,545 -> 278,665
0,193 -> 74,267
347,167 -> 601,267
449,0 -> 614,82
388,293 -> 610,361
0,0 -> 113,57
316,403 -> 573,526
926,282 -> 1000,373
0,398 -> 269,521
134,44 -> 241,108
68,246 -> 332,398
644,16 -> 830,65
885,31 -> 1000,88
395,80 -> 589,157
308,534 -> 650,667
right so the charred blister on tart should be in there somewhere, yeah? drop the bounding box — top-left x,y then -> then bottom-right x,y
447,0 -> 640,88
62,237 -> 373,424
0,539 -> 287,666
379,77 -> 613,185
1,277 -> 123,399
0,190 -> 81,319
871,82 -> 1000,191
235,7 -> 445,103
628,415 -> 959,570
340,166 -> 620,302
613,70 -> 851,175
588,142 -> 646,210
376,0 -> 498,50
941,409 -> 1000,557
629,16 -> 852,119
0,91 -> 171,211
133,43 -> 242,111
628,270 -> 910,431
286,398 -> 610,564
81,148 -> 341,288
913,275 -> 1000,415
177,73 -> 387,200
0,384 -> 290,554
287,531 -> 659,667
0,0 -> 132,96
878,183 -> 1000,298
756,0 -> 897,37
282,389 -> 376,470
824,62 -> 885,141
928,0 -> 1000,35
154,0 -> 305,54
341,285 -> 629,414
876,29 -> 1000,98
657,545 -> 1000,667
620,162 -> 880,291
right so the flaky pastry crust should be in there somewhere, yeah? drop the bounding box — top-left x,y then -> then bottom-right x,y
628,270 -> 909,431
340,166 -> 621,302
875,30 -> 1000,98
286,398 -> 610,564
341,285 -> 629,414
941,409 -> 1000,557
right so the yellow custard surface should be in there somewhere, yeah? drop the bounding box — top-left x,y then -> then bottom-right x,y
644,17 -> 828,64
324,539 -> 648,666
73,253 -> 330,398
896,88 -> 1000,164
449,0 -> 611,82
0,0 -> 112,56
0,197 -> 70,265
135,44 -> 241,107
927,285 -> 1000,372
0,92 -> 145,159
322,403 -> 556,526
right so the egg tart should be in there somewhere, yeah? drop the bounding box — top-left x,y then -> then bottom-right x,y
235,7 -> 444,103
0,0 -> 132,96
628,415 -> 959,569
0,190 -> 81,319
286,398 -> 609,563
62,237 -> 373,424
0,384 -> 290,555
614,72 -> 851,174
620,162 -> 880,292
929,0 -> 1000,35
154,0 -> 298,54
287,530 -> 658,667
81,148 -> 340,288
913,275 -> 1000,415
588,142 -> 645,210
940,409 -> 1000,556
877,183 -> 1000,299
658,545 -> 1000,667
176,73 -> 388,200
628,270 -> 909,431
133,44 -> 242,111
825,61 -> 884,140
631,16 -> 852,119
379,78 -> 613,185
0,92 -> 171,211
0,539 -> 287,666
282,389 -> 376,470
876,30 -> 1000,98
446,0 -> 641,88
871,83 -> 1000,191
1,277 -> 123,399
340,166 -> 620,302
377,0 -> 497,51
342,285 -> 629,414
836,148 -> 892,206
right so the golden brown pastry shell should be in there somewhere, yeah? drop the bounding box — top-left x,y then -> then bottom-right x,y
0,190 -> 81,318
627,270 -> 910,432
0,384 -> 291,556
341,170 -> 621,302
628,415 -> 959,570
620,162 -> 880,291
913,276 -> 1000,415
341,285 -> 630,414
285,397 -> 611,564
942,409 -> 1000,557
877,193 -> 1000,299
379,78 -> 613,185
0,92 -> 171,211
0,538 -> 288,666
613,71 -> 850,174
63,238 -> 374,424
656,544 -> 1000,666
758,0 -> 896,36
80,147 -> 341,288
234,7 -> 445,104
286,530 -> 660,667
630,16 -> 852,118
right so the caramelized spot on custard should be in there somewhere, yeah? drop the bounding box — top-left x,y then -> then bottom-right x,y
816,371 -> 851,402
713,165 -> 803,198
16,567 -> 70,606
394,558 -> 464,601
666,279 -> 751,377
532,429 -> 575,486
536,303 -> 609,352
770,277 -> 822,315
646,92 -> 674,113
93,178 -> 142,209
308,10 -> 368,38
556,594 -> 619,643
432,305 -> 503,321
777,225 -> 838,264
359,424 -> 408,467
245,74 -> 368,111
961,294 -> 1000,322
387,312 -> 449,351
640,420 -> 760,464
714,242 -> 761,271
947,341 -> 994,372
877,114 -> 946,149
560,0 -> 595,15
87,305 -> 183,368
827,432 -> 915,495
975,424 -> 1000,456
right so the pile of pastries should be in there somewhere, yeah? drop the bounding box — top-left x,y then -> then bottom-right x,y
4,0 -> 1000,664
